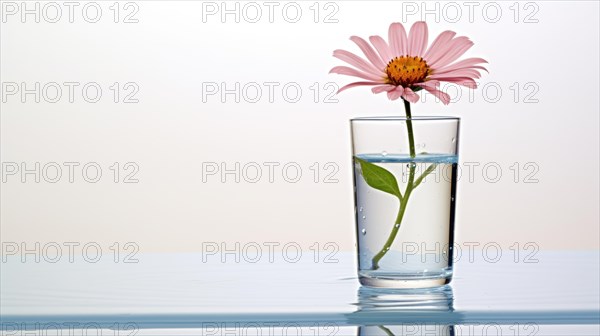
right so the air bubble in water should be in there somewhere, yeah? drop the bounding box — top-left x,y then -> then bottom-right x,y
382,151 -> 388,156
359,207 -> 363,212
361,229 -> 367,235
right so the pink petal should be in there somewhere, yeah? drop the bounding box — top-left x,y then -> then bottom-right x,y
432,68 -> 482,79
350,36 -> 386,71
423,31 -> 457,62
372,84 -> 397,94
333,49 -> 384,77
435,58 -> 488,73
408,21 -> 428,56
388,22 -> 408,56
414,80 -> 441,89
431,76 -> 478,88
387,86 -> 404,100
337,81 -> 381,94
329,66 -> 383,82
429,37 -> 474,68
434,66 -> 487,76
402,87 -> 420,103
424,87 -> 451,105
369,35 -> 393,65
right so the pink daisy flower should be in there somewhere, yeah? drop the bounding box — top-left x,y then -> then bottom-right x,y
330,21 -> 487,105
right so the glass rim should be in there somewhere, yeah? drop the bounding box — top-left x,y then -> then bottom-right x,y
350,116 -> 460,122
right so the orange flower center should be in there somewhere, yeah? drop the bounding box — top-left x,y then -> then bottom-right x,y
385,56 -> 431,87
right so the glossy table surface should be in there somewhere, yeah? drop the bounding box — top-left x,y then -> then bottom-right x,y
1,251 -> 599,334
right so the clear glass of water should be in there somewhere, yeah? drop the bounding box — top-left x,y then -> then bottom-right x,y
351,117 -> 460,288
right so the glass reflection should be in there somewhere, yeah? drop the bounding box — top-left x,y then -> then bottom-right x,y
351,285 -> 456,335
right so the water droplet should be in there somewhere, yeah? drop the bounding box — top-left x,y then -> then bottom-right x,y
359,207 -> 363,212
361,229 -> 367,235
382,151 -> 388,156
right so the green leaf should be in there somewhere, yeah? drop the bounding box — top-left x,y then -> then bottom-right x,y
355,157 -> 402,200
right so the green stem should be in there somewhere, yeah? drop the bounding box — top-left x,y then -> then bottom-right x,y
371,184 -> 412,269
378,326 -> 395,336
404,98 -> 416,158
371,99 -> 417,270
414,163 -> 438,189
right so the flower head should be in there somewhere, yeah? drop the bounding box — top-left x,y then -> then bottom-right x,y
330,21 -> 487,104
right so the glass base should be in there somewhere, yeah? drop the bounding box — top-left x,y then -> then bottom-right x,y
359,271 -> 452,289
